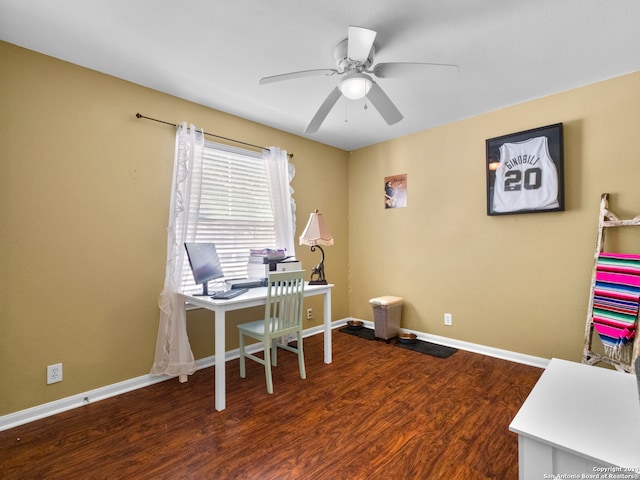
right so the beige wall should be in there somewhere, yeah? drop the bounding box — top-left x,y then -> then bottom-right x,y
2,39 -> 639,417
0,42 -> 349,415
348,71 -> 640,361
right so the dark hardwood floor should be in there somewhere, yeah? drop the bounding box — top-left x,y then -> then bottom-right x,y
1,329 -> 542,479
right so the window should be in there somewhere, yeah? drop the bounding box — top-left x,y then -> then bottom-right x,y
181,142 -> 293,293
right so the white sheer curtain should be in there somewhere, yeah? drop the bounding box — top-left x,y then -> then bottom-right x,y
264,146 -> 296,258
151,122 -> 204,379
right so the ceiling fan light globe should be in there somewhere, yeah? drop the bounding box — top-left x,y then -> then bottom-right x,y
339,74 -> 373,100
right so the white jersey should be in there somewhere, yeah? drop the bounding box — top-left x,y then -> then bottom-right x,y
492,136 -> 559,213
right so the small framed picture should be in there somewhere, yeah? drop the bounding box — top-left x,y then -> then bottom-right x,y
384,174 -> 407,209
486,123 -> 564,216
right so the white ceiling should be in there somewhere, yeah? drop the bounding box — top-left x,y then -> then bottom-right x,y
2,0 -> 639,151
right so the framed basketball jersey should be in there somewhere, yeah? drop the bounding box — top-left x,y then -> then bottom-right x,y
486,123 -> 564,216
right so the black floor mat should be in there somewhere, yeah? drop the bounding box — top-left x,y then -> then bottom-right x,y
395,339 -> 457,358
338,326 -> 376,340
339,326 -> 457,358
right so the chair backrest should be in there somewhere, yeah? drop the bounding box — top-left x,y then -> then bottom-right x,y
264,270 -> 305,334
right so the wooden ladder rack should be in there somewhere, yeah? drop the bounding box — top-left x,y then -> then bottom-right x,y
583,193 -> 640,373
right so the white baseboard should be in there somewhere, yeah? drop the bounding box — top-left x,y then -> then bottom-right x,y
412,328 -> 549,369
0,318 -> 548,432
0,372 -> 171,433
345,317 -> 549,369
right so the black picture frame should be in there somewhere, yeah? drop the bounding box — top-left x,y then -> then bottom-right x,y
486,123 -> 564,216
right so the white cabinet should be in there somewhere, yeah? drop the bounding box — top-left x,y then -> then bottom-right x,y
509,358 -> 640,479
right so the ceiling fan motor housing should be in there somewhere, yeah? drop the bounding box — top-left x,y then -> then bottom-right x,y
333,38 -> 375,73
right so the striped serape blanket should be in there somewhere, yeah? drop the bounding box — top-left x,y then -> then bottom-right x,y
593,252 -> 640,359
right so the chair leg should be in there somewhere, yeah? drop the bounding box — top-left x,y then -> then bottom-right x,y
239,331 -> 246,379
264,341 -> 273,394
271,338 -> 278,366
297,331 -> 306,380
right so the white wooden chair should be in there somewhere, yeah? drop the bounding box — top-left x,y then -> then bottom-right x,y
238,270 -> 306,393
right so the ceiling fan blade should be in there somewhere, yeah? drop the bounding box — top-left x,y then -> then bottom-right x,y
347,26 -> 377,63
366,82 -> 403,125
373,62 -> 458,79
259,69 -> 338,85
304,87 -> 343,134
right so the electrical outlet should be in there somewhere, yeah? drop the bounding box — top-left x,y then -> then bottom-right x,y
306,308 -> 313,320
444,313 -> 453,326
47,363 -> 63,384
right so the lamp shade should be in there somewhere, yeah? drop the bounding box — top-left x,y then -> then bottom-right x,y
339,73 -> 373,100
299,211 -> 334,246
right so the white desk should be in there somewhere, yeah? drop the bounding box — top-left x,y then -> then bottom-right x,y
509,358 -> 640,479
182,283 -> 333,411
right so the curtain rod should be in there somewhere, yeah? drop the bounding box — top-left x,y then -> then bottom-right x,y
135,113 -> 293,158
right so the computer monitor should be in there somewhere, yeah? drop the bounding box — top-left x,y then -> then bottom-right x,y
184,242 -> 225,296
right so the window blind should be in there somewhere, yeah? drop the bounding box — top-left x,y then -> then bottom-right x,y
181,142 -> 278,293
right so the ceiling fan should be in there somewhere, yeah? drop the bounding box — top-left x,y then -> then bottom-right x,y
259,25 -> 457,134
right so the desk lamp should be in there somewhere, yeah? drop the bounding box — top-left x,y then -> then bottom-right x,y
299,210 -> 333,285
